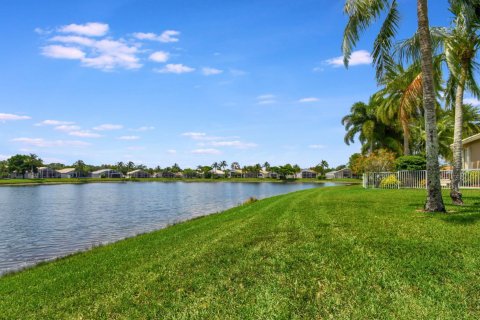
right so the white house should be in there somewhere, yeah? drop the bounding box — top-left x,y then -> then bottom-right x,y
126,169 -> 150,178
326,168 -> 353,179
258,170 -> 271,178
56,168 -> 79,178
229,169 -> 243,178
296,169 -> 317,179
209,169 -> 225,177
90,169 -> 123,178
461,133 -> 480,169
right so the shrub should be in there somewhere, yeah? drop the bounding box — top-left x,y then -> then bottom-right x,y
395,156 -> 427,171
243,197 -> 258,205
380,174 -> 401,188
351,149 -> 396,174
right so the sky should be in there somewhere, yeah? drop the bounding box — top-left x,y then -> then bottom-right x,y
0,0 -> 465,168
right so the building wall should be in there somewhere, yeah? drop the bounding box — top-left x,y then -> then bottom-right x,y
464,140 -> 480,169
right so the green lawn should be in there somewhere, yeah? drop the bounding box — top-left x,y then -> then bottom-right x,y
1,186 -> 479,319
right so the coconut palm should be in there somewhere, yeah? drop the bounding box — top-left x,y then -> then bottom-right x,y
445,4 -> 480,204
342,97 -> 402,154
375,59 -> 444,155
342,0 -> 445,211
263,162 -> 271,171
219,160 -> 228,171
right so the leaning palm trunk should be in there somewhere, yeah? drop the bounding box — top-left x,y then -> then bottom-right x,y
450,69 -> 466,205
417,0 -> 445,212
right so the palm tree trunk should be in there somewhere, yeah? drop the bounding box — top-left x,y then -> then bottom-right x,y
417,0 -> 445,212
450,69 -> 466,205
401,119 -> 411,156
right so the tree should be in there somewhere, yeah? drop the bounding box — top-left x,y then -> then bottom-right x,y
342,97 -> 402,154
263,162 -> 271,171
445,3 -> 480,204
73,160 -> 87,177
0,160 -> 8,178
219,160 -> 228,171
374,60 -> 442,155
231,162 -> 240,170
7,154 -> 43,178
342,0 -> 445,211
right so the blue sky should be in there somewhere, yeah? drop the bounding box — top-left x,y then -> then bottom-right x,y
0,0 -> 459,168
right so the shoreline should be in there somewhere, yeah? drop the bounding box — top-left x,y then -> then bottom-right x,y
0,177 -> 361,187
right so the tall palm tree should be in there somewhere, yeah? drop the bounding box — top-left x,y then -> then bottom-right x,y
342,0 -> 445,211
263,162 -> 271,171
445,3 -> 480,204
219,160 -> 228,171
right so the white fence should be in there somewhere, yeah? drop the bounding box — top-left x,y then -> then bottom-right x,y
363,169 -> 480,189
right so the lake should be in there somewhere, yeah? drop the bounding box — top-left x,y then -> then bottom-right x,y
0,181 -> 337,275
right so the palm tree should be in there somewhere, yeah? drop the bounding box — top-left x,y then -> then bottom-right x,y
342,97 -> 402,154
320,160 -> 329,171
219,160 -> 228,171
263,162 -> 271,171
342,0 -> 445,211
231,162 -> 240,170
445,4 -> 480,204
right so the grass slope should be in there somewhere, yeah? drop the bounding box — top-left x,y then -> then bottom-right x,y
1,186 -> 479,319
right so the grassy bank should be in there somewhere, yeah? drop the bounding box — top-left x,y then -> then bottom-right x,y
0,177 -> 361,186
1,186 -> 479,319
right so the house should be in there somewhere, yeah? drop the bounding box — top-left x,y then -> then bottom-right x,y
89,169 -> 123,178
229,169 -> 243,178
126,169 -> 150,178
461,133 -> 480,169
56,168 -> 80,178
209,169 -> 225,177
258,170 -> 271,178
37,167 -> 60,179
296,169 -> 317,179
326,168 -> 353,179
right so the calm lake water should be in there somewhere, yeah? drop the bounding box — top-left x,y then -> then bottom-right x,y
0,181 -> 337,275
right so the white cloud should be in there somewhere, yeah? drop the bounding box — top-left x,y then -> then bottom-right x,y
93,124 -> 123,131
0,113 -> 31,121
118,135 -> 140,140
309,144 -> 325,149
182,132 -> 207,139
54,125 -> 80,132
69,131 -> 102,138
202,67 -> 223,76
42,45 -> 85,59
0,154 -> 9,160
133,30 -> 180,43
167,149 -> 177,154
12,137 -> 90,147
208,140 -> 258,149
35,119 -> 74,126
50,35 -> 95,46
45,33 -> 142,70
130,126 -> 155,132
149,51 -> 169,63
299,97 -> 319,103
80,39 -> 142,70
256,94 -> 276,105
230,69 -> 247,76
154,63 -> 195,74
257,94 -> 275,100
58,22 -> 109,37
191,148 -> 221,155
324,50 -> 372,67
464,98 -> 480,106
